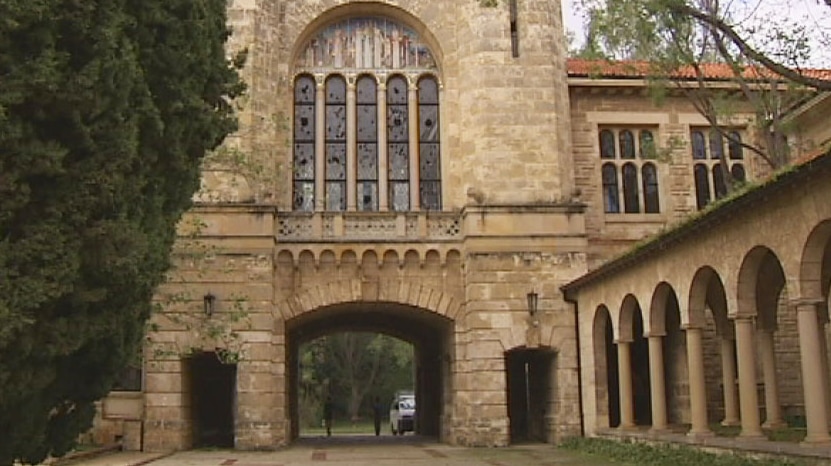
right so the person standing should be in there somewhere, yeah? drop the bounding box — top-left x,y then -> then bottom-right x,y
372,396 -> 384,436
323,396 -> 334,437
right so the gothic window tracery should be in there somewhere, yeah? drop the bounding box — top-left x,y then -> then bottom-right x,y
597,127 -> 661,215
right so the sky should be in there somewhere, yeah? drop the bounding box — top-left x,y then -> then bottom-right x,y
560,0 -> 831,67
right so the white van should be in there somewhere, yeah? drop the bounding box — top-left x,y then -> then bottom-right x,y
389,392 -> 415,435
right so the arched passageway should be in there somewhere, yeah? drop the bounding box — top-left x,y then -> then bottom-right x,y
285,302 -> 454,442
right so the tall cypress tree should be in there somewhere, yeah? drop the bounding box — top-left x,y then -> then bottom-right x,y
0,1 -> 242,463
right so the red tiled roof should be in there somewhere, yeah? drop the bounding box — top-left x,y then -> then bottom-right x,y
567,58 -> 831,81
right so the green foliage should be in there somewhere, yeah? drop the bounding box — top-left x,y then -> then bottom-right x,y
0,0 -> 242,464
298,333 -> 413,428
560,437 -> 805,466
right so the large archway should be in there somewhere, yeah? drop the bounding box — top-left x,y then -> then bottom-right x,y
285,302 -> 454,442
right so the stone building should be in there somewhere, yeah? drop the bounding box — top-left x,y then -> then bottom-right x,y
89,0 -> 831,452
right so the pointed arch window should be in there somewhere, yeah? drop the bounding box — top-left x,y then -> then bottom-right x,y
691,131 -> 707,160
600,130 -> 615,159
619,130 -> 636,159
293,75 -> 316,211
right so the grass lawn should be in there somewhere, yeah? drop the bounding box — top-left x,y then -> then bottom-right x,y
710,424 -> 807,443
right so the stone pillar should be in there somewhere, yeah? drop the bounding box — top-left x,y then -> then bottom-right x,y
735,316 -> 764,438
407,80 -> 420,211
795,301 -> 831,443
758,329 -> 785,429
377,80 -> 389,211
314,77 -> 326,212
617,340 -> 635,429
346,79 -> 357,211
684,326 -> 711,436
720,337 -> 740,426
648,334 -> 668,431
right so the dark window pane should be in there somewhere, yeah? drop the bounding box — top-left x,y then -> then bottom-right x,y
293,144 -> 314,180
602,163 -> 620,214
639,130 -> 655,159
694,164 -> 710,209
420,181 -> 441,211
709,130 -> 724,159
691,131 -> 706,160
294,105 -> 315,141
358,144 -> 378,180
390,182 -> 410,211
356,105 -> 377,142
600,130 -> 615,159
622,162 -> 640,213
112,365 -> 142,392
357,76 -> 377,104
729,131 -> 743,160
418,77 -> 439,104
389,143 -> 410,180
642,163 -> 660,213
326,182 -> 345,211
326,144 -> 346,180
619,130 -> 635,159
293,182 -> 314,211
358,182 -> 378,212
419,106 -> 439,142
326,76 -> 346,103
731,163 -> 746,182
387,76 -> 409,104
419,143 -> 440,179
388,106 -> 409,142
294,75 -> 316,104
713,164 -> 728,199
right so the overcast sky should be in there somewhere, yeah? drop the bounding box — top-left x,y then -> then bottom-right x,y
561,0 -> 831,67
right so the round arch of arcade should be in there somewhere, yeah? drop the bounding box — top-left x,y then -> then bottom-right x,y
586,216 -> 831,445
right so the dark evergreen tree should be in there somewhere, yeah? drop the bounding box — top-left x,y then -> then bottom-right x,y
0,1 -> 243,463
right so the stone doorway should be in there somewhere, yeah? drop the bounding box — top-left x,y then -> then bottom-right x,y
187,351 -> 237,448
505,348 -> 554,443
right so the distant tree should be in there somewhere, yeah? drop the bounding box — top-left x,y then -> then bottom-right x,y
576,0 -> 831,190
0,1 -> 243,464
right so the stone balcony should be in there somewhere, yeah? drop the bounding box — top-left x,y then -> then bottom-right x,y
276,211 -> 462,243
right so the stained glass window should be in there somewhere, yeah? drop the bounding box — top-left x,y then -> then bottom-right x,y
325,75 -> 347,211
293,75 -> 316,211
357,75 -> 378,211
387,75 -> 410,211
418,76 -> 441,210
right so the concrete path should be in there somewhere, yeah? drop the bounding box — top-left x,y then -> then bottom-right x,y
61,436 -> 609,466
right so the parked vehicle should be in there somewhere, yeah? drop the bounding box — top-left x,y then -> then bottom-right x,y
389,392 -> 415,435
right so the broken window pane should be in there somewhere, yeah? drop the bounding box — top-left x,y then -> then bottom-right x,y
358,144 -> 378,180
419,144 -> 440,180
293,144 -> 314,180
293,182 -> 314,212
326,144 -> 346,180
358,182 -> 378,211
389,144 -> 409,180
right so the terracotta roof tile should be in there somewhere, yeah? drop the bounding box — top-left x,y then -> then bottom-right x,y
567,58 -> 831,81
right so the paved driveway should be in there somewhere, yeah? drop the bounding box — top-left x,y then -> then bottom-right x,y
130,436 -> 609,466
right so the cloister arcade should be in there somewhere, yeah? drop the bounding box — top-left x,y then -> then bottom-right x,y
564,151 -> 831,445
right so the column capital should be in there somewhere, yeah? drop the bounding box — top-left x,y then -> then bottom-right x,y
614,338 -> 632,345
644,331 -> 666,338
789,298 -> 824,311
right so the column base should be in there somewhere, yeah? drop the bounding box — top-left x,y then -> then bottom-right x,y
686,429 -> 714,438
801,434 -> 831,445
761,419 -> 787,430
738,430 -> 766,439
720,419 -> 740,427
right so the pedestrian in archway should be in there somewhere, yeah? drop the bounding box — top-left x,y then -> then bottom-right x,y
323,395 -> 334,437
372,396 -> 384,436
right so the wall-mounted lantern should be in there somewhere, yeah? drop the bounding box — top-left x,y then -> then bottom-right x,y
526,291 -> 539,317
203,292 -> 216,317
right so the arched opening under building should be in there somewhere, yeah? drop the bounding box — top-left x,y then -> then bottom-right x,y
505,347 -> 555,443
286,302 -> 454,442
186,351 -> 237,448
